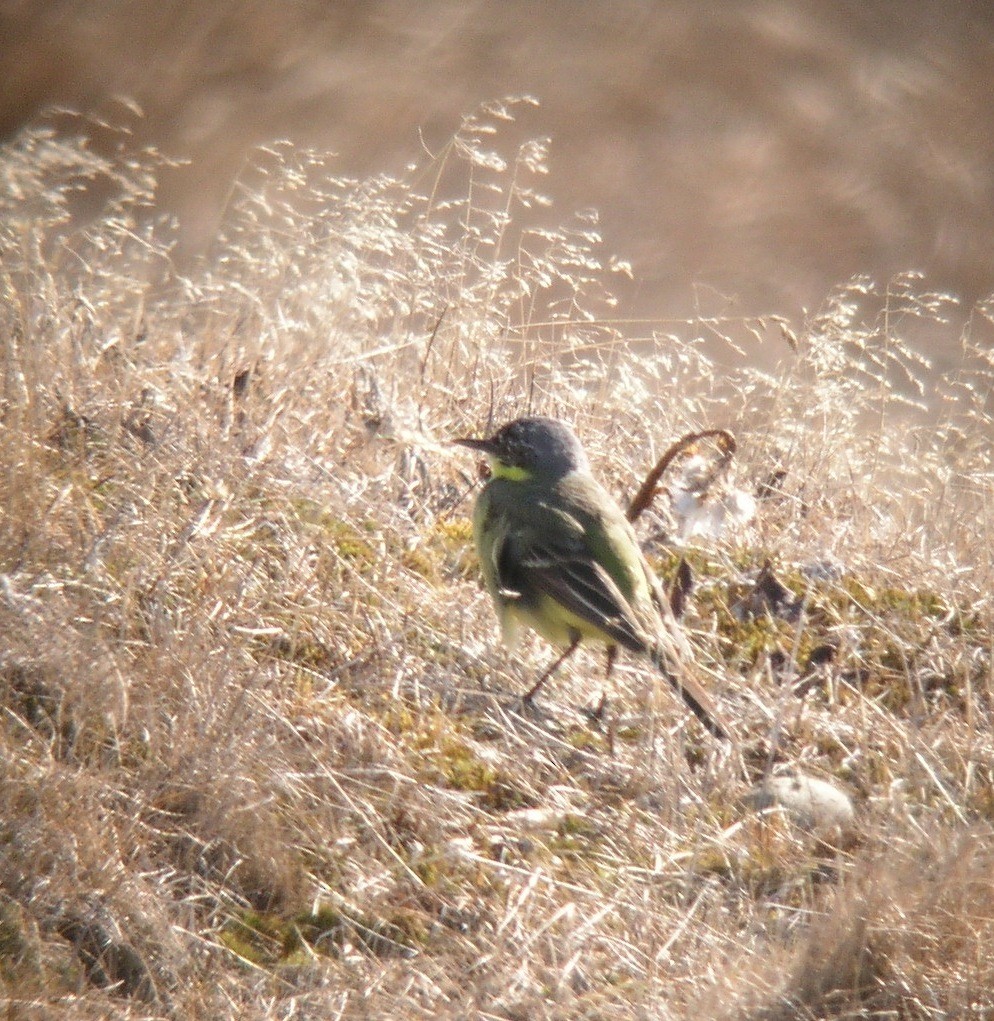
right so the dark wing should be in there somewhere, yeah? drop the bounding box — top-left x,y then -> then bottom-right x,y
504,529 -> 730,739
487,487 -> 731,739
496,507 -> 649,655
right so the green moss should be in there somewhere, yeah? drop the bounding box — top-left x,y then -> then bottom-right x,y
264,631 -> 336,671
220,903 -> 426,967
219,911 -> 287,967
431,517 -> 478,578
558,813 -> 600,838
400,546 -> 440,583
689,848 -> 734,880
293,906 -> 423,957
543,814 -> 606,869
0,901 -> 34,971
691,839 -> 825,902
435,737 -> 499,791
0,897 -> 78,994
379,700 -> 418,735
656,552 -> 992,728
323,518 -> 377,564
287,499 -> 379,567
378,702 -> 532,811
567,728 -> 607,752
842,577 -> 948,619
479,779 -> 532,812
436,518 -> 474,543
420,734 -> 529,809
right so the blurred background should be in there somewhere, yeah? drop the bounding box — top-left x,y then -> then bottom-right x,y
3,0 -> 993,336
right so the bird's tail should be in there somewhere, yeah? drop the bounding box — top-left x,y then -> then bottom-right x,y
648,643 -> 729,741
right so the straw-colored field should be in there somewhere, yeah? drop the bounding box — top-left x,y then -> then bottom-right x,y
1,104 -> 993,1017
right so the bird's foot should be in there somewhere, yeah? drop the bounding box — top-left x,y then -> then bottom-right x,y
511,690 -> 543,717
581,691 -> 610,726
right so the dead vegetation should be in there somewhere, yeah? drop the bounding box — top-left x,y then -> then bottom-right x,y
1,106 -> 993,1018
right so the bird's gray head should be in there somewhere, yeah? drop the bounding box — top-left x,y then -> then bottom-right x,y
454,416 -> 590,480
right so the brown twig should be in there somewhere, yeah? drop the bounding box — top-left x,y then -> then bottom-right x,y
625,428 -> 737,522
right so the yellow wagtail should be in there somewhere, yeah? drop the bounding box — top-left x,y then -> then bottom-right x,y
455,416 -> 728,739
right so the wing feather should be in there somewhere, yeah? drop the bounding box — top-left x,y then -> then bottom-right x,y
485,485 -> 729,739
496,505 -> 649,653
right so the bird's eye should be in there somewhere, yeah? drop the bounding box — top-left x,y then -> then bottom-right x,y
476,458 -> 492,481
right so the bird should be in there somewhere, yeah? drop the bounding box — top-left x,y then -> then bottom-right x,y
453,416 -> 728,740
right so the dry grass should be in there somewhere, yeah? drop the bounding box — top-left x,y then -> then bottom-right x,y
5,1 -> 994,323
1,106 -> 993,1018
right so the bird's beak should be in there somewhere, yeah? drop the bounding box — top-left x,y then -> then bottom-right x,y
452,435 -> 496,453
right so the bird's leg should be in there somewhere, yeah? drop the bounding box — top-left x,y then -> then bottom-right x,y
588,645 -> 617,722
522,633 -> 581,705
605,645 -> 618,679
